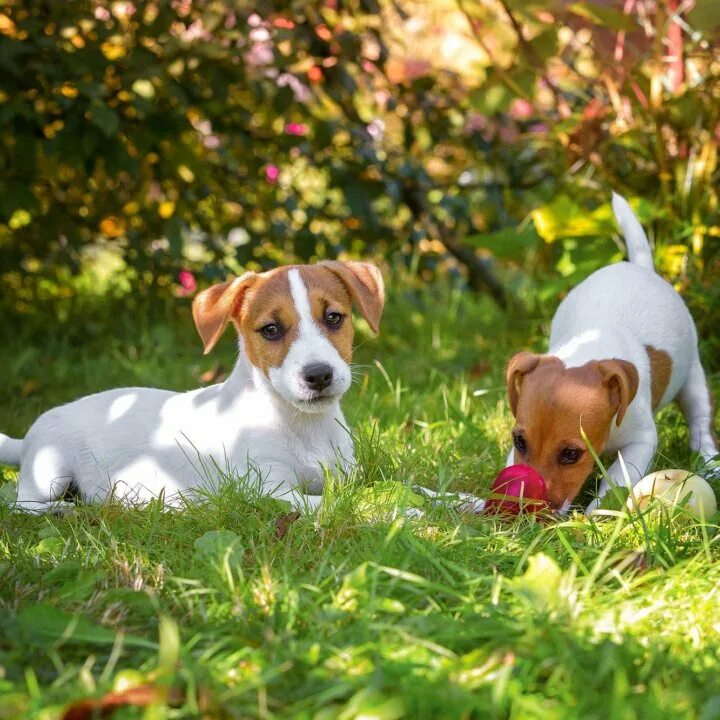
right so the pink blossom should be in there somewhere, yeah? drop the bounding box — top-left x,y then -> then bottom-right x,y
367,119 -> 384,141
285,122 -> 308,137
498,124 -> 519,144
177,270 -> 197,297
509,98 -> 534,120
111,2 -> 135,18
277,73 -> 311,103
464,112 -> 488,134
528,122 -> 548,135
94,6 -> 111,21
181,19 -> 207,42
265,164 -> 279,183
245,42 -> 273,66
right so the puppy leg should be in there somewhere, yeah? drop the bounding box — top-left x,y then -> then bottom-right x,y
265,473 -> 324,513
678,355 -> 718,463
15,445 -> 74,514
586,430 -> 657,514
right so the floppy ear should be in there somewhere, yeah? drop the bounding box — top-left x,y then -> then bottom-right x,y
192,272 -> 257,354
320,261 -> 385,333
506,351 -> 541,416
598,359 -> 639,426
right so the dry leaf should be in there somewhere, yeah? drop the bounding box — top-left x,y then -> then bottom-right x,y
274,511 -> 301,540
61,684 -> 183,720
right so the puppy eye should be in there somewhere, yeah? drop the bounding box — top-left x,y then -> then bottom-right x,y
559,447 -> 582,465
513,433 -> 527,454
325,311 -> 344,328
259,323 -> 283,340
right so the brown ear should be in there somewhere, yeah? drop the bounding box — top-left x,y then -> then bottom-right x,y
192,272 -> 257,354
506,351 -> 541,416
320,261 -> 385,333
598,359 -> 639,426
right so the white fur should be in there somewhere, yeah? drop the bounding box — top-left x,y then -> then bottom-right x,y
510,193 -> 718,511
1,270 -> 354,513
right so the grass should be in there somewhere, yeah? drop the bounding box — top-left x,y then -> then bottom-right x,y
1,279 -> 719,719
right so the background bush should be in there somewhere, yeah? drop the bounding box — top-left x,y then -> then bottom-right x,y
1,0 -> 718,350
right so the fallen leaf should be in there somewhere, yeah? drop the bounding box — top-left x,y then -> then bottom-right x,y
61,684 -> 183,720
274,511 -> 301,539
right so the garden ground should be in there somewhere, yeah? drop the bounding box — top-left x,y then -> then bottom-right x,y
1,280 -> 719,719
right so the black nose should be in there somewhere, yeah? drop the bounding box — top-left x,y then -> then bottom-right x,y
302,363 -> 334,392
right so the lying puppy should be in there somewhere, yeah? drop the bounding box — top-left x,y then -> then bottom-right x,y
506,193 -> 718,512
1,261 -> 384,513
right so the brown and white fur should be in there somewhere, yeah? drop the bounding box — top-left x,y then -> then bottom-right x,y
1,262 -> 383,513
506,193 -> 718,513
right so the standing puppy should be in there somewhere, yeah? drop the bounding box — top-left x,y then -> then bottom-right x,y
1,262 -> 383,513
506,194 -> 717,512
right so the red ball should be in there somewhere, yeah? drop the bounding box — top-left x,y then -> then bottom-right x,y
484,464 -> 548,516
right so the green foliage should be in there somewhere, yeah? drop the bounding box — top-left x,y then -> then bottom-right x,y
3,0 -> 719,317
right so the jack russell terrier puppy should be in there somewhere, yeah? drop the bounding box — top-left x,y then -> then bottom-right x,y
0,261 -> 384,513
506,193 -> 718,513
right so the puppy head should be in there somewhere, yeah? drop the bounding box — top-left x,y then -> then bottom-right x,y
506,352 -> 639,509
193,261 -> 384,412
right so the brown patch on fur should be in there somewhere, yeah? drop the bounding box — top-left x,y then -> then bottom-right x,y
319,261 -> 385,333
506,353 -> 640,509
192,272 -> 257,354
237,268 -> 300,374
300,266 -> 355,361
645,345 -> 672,410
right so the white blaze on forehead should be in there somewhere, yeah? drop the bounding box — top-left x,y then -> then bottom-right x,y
267,267 -> 351,409
288,268 -> 315,333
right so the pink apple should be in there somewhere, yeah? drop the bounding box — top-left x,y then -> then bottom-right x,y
484,464 -> 548,516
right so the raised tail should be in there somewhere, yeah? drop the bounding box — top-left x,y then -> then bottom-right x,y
0,433 -> 22,466
612,192 -> 654,271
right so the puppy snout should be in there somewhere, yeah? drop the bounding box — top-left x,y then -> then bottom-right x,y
302,363 -> 334,392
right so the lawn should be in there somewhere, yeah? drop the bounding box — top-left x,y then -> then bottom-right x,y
1,280 -> 719,719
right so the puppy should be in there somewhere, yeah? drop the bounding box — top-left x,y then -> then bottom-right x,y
0,261 -> 384,513
505,193 -> 718,512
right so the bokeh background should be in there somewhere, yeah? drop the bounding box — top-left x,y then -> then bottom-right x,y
0,0 -> 719,356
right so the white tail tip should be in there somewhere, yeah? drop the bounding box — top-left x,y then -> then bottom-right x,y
611,192 -> 654,271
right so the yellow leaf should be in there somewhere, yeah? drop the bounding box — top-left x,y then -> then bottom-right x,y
132,79 -> 155,99
158,201 -> 175,219
0,14 -> 16,36
9,209 -> 32,229
99,216 -> 126,238
101,40 -> 126,60
531,207 -> 557,242
656,244 -> 688,276
177,165 -> 194,183
60,83 -> 78,98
